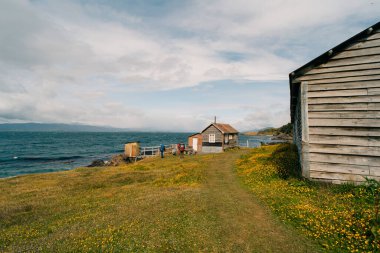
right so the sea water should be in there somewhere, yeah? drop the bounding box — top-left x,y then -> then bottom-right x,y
0,132 -> 272,178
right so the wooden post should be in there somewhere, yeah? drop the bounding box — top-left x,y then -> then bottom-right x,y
301,81 -> 310,178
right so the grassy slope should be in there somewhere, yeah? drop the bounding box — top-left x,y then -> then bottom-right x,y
0,150 -> 319,252
236,146 -> 380,253
0,155 -> 209,252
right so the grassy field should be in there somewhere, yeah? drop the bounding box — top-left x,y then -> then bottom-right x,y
0,149 -> 319,252
0,154 -> 208,252
236,145 -> 380,253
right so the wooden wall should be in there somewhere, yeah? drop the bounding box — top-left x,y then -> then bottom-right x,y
188,134 -> 202,152
224,134 -> 239,149
293,29 -> 380,183
201,125 -> 223,144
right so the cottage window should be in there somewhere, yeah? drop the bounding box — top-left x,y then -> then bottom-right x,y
209,134 -> 216,143
229,135 -> 233,140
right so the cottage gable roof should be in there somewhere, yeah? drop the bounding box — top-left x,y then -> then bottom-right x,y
289,21 -> 380,121
201,123 -> 239,134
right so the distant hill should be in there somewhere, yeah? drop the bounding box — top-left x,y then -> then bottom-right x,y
243,123 -> 293,136
0,123 -> 129,132
257,123 -> 292,136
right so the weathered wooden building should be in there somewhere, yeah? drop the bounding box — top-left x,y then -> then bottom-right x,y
290,22 -> 380,184
201,123 -> 239,153
188,133 -> 202,152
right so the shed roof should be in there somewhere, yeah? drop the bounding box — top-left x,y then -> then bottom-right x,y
201,123 -> 239,134
289,21 -> 380,122
188,133 -> 201,137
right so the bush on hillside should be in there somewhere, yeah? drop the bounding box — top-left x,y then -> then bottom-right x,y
270,143 -> 300,179
257,123 -> 293,136
277,123 -> 293,135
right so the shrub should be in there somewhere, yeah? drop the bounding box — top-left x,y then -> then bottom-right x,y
277,123 -> 293,135
362,178 -> 380,242
270,143 -> 300,179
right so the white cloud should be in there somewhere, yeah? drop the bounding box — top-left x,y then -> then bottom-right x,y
0,0 -> 379,130
235,104 -> 290,131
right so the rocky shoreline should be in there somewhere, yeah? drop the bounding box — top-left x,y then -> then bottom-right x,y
270,133 -> 292,142
87,154 -> 127,167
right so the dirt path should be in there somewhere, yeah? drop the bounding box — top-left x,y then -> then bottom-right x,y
203,150 -> 319,252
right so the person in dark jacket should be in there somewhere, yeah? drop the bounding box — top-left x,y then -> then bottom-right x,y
159,144 -> 165,158
179,143 -> 185,159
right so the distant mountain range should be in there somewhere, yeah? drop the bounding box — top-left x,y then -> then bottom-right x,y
0,123 -> 131,132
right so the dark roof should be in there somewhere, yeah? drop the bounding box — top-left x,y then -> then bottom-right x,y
201,123 -> 239,134
188,133 -> 201,137
289,21 -> 380,121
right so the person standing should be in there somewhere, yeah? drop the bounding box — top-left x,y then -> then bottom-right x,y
159,144 -> 165,158
179,143 -> 185,159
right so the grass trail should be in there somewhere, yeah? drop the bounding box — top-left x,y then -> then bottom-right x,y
202,150 -> 319,252
0,149 -> 320,252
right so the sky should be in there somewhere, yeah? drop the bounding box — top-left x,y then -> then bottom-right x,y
0,0 -> 379,132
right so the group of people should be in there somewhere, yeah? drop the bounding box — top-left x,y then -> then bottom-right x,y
159,143 -> 185,158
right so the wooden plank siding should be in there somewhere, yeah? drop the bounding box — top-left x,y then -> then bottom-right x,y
308,54 -> 380,68
308,118 -> 380,127
201,125 -> 223,143
309,103 -> 380,111
296,74 -> 380,84
333,46 -> 380,59
309,135 -> 380,147
308,80 -> 380,91
309,127 -> 380,136
308,89 -> 368,97
309,111 -> 380,118
308,95 -> 380,104
297,68 -> 380,81
309,153 -> 380,166
309,144 -> 380,157
308,88 -> 380,97
347,38 -> 380,50
307,62 -> 380,75
227,134 -> 239,147
298,29 -> 380,183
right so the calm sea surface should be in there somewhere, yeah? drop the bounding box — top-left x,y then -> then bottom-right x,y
0,132 -> 271,178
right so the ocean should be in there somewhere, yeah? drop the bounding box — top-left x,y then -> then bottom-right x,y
0,132 -> 272,178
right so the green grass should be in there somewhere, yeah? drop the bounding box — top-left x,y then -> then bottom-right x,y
0,150 -> 321,252
236,145 -> 380,253
0,155 -> 212,252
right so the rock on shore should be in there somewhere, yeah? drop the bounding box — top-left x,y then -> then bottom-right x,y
87,154 -> 127,167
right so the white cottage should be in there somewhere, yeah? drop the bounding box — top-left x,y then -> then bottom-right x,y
289,22 -> 380,184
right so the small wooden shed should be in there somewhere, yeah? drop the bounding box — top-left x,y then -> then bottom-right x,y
201,122 -> 239,153
289,22 -> 380,184
188,133 -> 202,152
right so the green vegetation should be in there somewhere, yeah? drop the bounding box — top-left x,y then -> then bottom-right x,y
271,143 -> 301,179
254,122 -> 293,136
0,155 -> 208,252
7,145 -> 377,252
256,127 -> 277,135
236,146 -> 380,253
277,122 -> 293,135
0,150 -> 318,252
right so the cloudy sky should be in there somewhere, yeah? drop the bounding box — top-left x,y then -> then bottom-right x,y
0,0 -> 379,131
